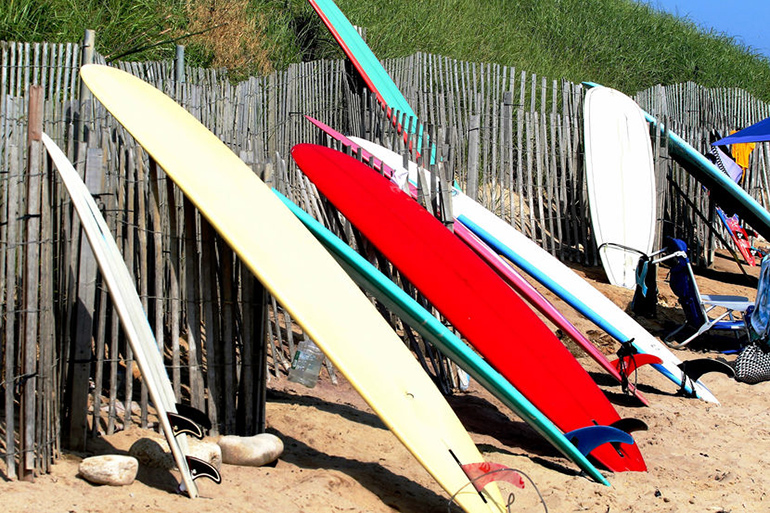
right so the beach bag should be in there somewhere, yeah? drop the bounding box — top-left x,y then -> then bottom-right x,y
734,341 -> 770,384
736,256 -> 770,384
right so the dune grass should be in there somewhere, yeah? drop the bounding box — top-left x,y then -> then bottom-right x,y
322,0 -> 770,100
1,0 -> 769,101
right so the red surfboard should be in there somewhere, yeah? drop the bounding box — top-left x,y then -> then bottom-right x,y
292,143 -> 646,473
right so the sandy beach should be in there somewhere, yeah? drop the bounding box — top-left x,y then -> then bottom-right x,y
2,249 -> 766,512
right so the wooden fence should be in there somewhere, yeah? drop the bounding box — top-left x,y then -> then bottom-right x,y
2,37 -> 770,481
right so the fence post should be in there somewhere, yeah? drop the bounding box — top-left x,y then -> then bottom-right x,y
175,45 -> 185,84
76,29 -> 95,148
20,85 -> 44,481
467,113 -> 480,200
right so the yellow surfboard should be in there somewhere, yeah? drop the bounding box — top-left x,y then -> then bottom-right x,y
80,64 -> 507,512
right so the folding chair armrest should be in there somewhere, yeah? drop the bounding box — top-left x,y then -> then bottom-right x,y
700,294 -> 753,312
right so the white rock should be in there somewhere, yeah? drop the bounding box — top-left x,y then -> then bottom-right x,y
79,455 -> 138,486
189,440 -> 222,470
218,433 -> 284,467
129,437 -> 222,470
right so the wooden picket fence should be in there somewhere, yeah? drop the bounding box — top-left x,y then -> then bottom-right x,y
2,37 -> 770,481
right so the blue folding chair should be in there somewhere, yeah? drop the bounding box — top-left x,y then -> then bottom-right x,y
659,238 -> 752,349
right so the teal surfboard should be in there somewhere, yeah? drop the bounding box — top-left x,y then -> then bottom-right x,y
308,0 -> 433,160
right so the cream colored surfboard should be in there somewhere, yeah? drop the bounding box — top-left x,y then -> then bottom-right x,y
80,64 -> 508,512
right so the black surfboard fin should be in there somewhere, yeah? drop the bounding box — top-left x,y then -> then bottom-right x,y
565,425 -> 635,457
168,404 -> 211,439
175,403 -> 212,430
187,455 -> 222,484
677,359 -> 735,398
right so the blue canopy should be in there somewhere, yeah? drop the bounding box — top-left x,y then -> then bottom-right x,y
712,116 -> 770,145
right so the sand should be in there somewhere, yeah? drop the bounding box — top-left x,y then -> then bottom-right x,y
2,250 -> 767,512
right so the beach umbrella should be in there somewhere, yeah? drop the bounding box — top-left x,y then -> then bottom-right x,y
712,116 -> 770,145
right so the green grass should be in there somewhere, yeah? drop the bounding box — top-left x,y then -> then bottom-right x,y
0,0 -> 192,60
321,0 -> 770,100
2,0 -> 769,101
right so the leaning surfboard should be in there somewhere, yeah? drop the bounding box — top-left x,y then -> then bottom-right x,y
584,81 -> 770,243
307,0 -> 432,160
80,64 -> 508,512
347,134 -> 718,404
293,143 -> 646,473
583,87 -> 656,289
41,133 -> 220,497
307,0 -> 414,122
274,190 -> 610,484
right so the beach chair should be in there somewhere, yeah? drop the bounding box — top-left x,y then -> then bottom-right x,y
660,238 -> 752,349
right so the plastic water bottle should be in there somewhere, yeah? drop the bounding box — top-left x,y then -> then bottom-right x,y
288,338 -> 324,388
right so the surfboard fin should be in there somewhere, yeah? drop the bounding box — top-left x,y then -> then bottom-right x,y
565,425 -> 635,457
168,404 -> 212,439
609,353 -> 663,377
610,344 -> 662,401
677,359 -> 735,397
186,455 -> 221,484
460,462 -> 525,491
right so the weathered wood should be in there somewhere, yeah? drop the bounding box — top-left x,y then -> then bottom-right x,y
466,113 -> 480,201
66,147 -> 103,451
20,88 -> 43,480
5,43 -> 770,477
184,198 -> 205,411
165,179 -> 182,398
133,145 -> 150,429
39,135 -> 56,473
199,218 -> 221,435
3,144 -> 21,480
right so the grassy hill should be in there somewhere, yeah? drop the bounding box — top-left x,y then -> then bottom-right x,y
2,0 -> 769,101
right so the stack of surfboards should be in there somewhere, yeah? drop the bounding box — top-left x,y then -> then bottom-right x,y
292,143 -> 647,473
74,61 -> 738,508
361,136 -> 718,402
306,114 -> 654,405
80,64 -> 510,512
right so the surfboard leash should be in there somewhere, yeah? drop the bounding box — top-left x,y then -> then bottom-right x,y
446,459 -> 548,513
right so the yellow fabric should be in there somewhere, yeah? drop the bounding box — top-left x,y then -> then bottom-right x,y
730,130 -> 756,170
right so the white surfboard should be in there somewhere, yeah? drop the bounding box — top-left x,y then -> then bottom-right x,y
42,133 -> 219,497
584,86 -> 656,289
